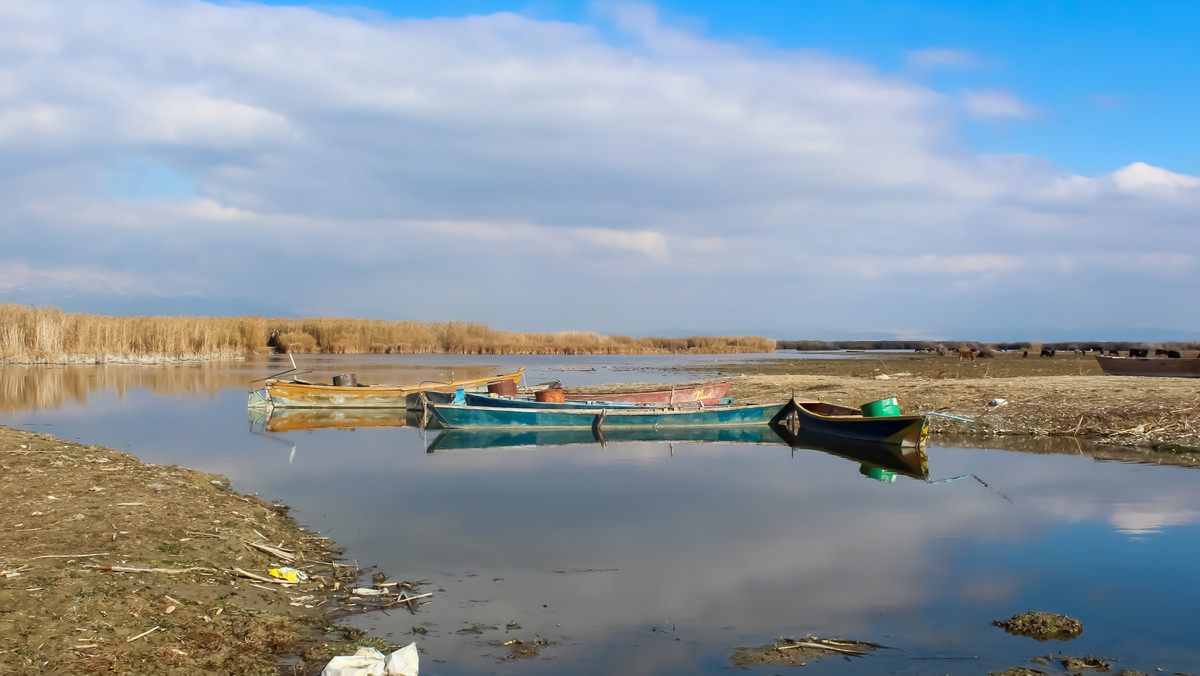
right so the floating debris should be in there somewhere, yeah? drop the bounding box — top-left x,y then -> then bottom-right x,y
491,636 -> 553,660
731,636 -> 884,666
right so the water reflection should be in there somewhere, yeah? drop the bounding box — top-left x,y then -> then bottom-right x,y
425,424 -> 931,482
249,406 -> 421,433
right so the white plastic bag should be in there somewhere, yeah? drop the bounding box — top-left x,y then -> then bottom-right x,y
321,647 -> 386,676
385,643 -> 419,676
321,644 -> 419,676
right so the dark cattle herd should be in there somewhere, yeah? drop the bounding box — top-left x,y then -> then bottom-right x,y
932,345 -> 1194,359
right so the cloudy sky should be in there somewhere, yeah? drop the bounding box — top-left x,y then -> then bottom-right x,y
3,0 -> 1198,340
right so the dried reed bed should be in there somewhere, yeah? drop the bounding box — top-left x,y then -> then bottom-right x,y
0,305 -> 775,362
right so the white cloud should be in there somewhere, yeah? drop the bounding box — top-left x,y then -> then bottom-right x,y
0,261 -> 144,295
906,48 -> 981,71
1111,162 -> 1200,193
0,0 -> 1197,335
962,88 -> 1038,120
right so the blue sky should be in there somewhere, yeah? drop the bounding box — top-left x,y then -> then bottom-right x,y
2,0 -> 1198,340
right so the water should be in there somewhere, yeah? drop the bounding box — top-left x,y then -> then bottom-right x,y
3,355 -> 1199,674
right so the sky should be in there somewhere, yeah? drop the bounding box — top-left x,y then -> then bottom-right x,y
2,0 -> 1198,341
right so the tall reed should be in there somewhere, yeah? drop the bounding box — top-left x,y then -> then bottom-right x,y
0,304 -> 776,362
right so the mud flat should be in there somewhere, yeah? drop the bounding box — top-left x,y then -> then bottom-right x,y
0,425 -> 400,675
641,351 -> 1200,456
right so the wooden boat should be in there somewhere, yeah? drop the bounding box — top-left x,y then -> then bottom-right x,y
560,381 -> 731,405
427,400 -> 788,430
425,425 -> 788,452
772,423 -> 928,480
1095,354 -> 1200,378
777,398 -> 928,448
259,367 -> 525,409
461,391 -> 731,410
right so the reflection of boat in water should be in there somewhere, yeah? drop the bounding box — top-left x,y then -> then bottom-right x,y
772,423 -> 928,480
426,419 -> 929,483
425,425 -> 789,452
249,407 -> 420,433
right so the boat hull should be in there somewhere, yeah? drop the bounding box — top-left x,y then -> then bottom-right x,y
429,401 -> 787,430
561,382 -> 731,405
1095,355 -> 1200,378
263,368 -> 525,408
780,399 -> 928,448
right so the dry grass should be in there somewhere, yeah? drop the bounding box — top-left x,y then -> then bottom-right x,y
0,304 -> 775,362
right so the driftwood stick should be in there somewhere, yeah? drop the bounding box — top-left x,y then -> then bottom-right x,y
33,552 -> 111,560
243,541 -> 296,561
87,564 -> 217,575
125,626 -> 162,643
248,583 -> 288,593
231,567 -> 295,585
778,641 -> 866,656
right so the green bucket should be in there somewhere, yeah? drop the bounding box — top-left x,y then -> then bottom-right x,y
859,464 -> 897,483
861,397 -> 900,417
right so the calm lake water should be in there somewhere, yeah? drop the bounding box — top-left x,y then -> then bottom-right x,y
3,354 -> 1199,675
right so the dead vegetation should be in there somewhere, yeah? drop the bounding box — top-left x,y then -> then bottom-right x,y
0,425 -> 424,674
993,611 -> 1083,641
0,304 -> 774,362
731,635 -> 885,667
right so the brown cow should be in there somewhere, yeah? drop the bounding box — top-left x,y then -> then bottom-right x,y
958,346 -> 975,361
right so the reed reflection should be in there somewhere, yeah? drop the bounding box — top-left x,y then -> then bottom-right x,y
0,362 -> 254,412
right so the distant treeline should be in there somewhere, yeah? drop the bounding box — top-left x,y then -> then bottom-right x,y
0,304 -> 776,363
777,339 -> 1200,352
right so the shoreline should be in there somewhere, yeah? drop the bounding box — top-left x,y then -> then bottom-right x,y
0,426 -> 409,674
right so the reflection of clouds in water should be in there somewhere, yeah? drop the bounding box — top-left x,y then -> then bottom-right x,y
1110,500 -> 1200,535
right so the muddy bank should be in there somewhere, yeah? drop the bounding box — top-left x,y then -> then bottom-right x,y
0,425 -> 404,674
620,351 -> 1200,453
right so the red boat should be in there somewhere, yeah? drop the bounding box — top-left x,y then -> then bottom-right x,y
561,382 -> 732,406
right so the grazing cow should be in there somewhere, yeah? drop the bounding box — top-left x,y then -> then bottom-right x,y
1040,348 -> 1056,358
1129,349 -> 1149,358
958,347 -> 976,361
1108,349 -> 1120,356
1168,350 -> 1182,358
1022,350 -> 1029,358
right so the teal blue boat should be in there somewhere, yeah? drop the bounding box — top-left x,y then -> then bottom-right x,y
427,401 -> 788,430
425,425 -> 788,451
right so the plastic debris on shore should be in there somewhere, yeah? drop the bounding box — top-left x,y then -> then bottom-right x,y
321,643 -> 418,676
268,566 -> 308,582
988,398 -> 1008,407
